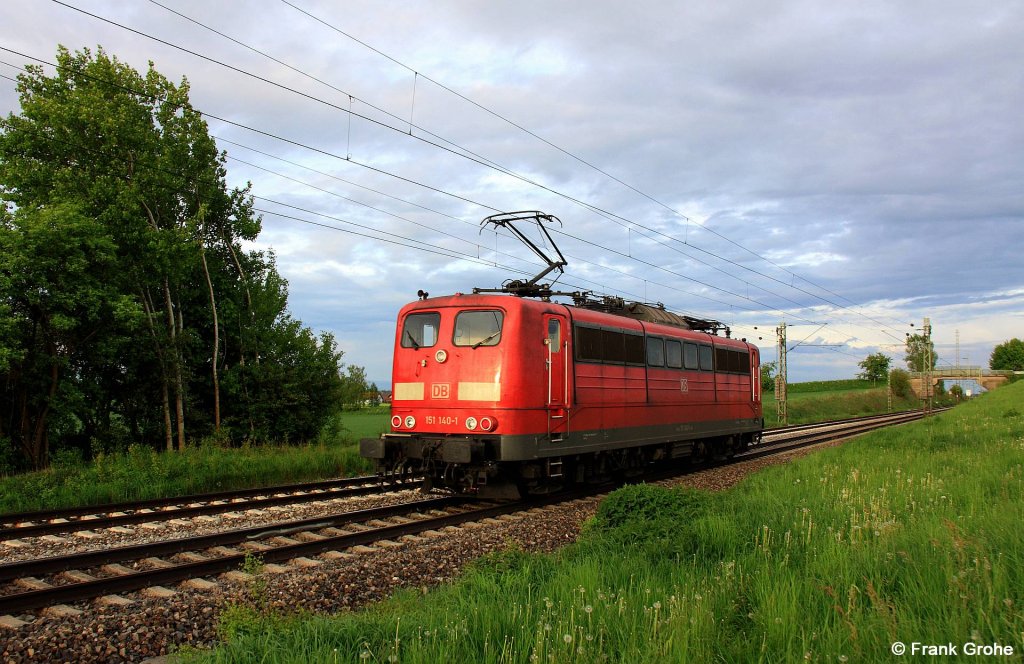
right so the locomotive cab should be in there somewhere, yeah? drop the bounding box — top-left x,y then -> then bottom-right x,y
361,293 -> 565,496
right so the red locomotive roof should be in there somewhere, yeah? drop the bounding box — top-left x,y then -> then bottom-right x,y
400,292 -> 758,352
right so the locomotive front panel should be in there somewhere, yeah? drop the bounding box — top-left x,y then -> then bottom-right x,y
362,295 -> 561,492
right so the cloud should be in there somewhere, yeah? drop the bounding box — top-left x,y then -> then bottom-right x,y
2,0 -> 1022,384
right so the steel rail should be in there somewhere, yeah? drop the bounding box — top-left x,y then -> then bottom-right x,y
1,475 -> 421,539
0,408 -> 947,615
0,496 -> 469,584
0,495 -> 535,614
741,410 -> 927,460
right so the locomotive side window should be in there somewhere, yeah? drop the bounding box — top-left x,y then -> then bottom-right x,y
683,342 -> 699,370
647,337 -> 665,367
602,329 -> 625,363
573,325 -> 645,365
548,319 -> 561,351
575,325 -> 603,361
666,340 -> 683,369
401,312 -> 440,349
453,310 -> 504,347
624,333 -> 645,365
699,344 -> 714,371
714,347 -> 752,373
716,348 -> 733,372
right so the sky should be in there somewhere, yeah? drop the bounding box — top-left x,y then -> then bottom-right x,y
2,0 -> 1022,386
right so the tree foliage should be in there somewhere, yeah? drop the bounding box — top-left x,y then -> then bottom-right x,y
989,339 -> 1024,371
857,353 -> 891,384
0,47 -> 351,469
760,361 -> 777,393
889,369 -> 912,399
904,333 -> 937,372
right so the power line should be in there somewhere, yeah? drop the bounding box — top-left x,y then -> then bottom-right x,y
278,0 -> 916,341
42,3 -> 901,338
1,40 -> 906,351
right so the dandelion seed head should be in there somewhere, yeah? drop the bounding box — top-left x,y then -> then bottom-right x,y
653,601 -> 662,610
564,634 -> 573,644
585,605 -> 593,614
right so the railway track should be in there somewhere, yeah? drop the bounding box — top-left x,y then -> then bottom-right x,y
0,474 -> 421,539
755,408 -> 935,451
0,408 -> 936,619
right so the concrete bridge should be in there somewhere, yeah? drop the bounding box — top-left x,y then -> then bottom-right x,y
908,368 -> 1014,398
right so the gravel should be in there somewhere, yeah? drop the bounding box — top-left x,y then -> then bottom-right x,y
0,488 -> 435,564
0,442 -> 838,663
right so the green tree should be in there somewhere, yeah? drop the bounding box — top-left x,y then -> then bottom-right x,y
857,353 -> 891,384
760,361 -> 777,393
0,203 -> 136,467
904,333 -> 936,372
989,339 -> 1024,371
338,365 -> 370,409
889,369 -> 912,399
0,46 -> 346,465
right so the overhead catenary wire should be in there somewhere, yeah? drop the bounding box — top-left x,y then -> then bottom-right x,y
37,3 -> 909,341
0,78 -> 674,317
8,42 -> 814,321
1,59 -> 754,327
277,0 -> 916,340
1,34 -> 909,352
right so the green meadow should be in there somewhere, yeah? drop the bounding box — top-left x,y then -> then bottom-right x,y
0,413 -> 379,514
189,382 -> 1024,663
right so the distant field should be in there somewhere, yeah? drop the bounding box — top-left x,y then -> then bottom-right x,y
786,378 -> 877,393
340,408 -> 391,440
765,379 -> 920,427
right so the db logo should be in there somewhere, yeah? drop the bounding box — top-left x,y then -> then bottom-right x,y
431,383 -> 451,399
679,379 -> 689,393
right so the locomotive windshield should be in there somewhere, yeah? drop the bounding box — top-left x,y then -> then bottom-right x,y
453,310 -> 504,348
401,312 -> 440,349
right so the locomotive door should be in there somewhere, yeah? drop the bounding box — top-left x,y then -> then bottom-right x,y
545,315 -> 570,439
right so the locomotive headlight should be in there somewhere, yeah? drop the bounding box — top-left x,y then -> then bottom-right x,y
479,416 -> 496,432
435,349 -> 448,363
404,416 -> 416,429
391,415 -> 402,429
465,417 -> 478,431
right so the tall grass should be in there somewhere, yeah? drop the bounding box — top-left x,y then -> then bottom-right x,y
0,440 -> 373,515
190,383 -> 1024,663
767,386 -> 921,427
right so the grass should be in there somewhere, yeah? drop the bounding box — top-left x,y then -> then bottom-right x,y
186,382 -> 1024,663
0,413 -> 379,515
766,385 -> 923,427
786,378 -> 877,394
339,408 -> 391,441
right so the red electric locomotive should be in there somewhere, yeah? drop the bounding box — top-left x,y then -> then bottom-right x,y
361,212 -> 764,497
